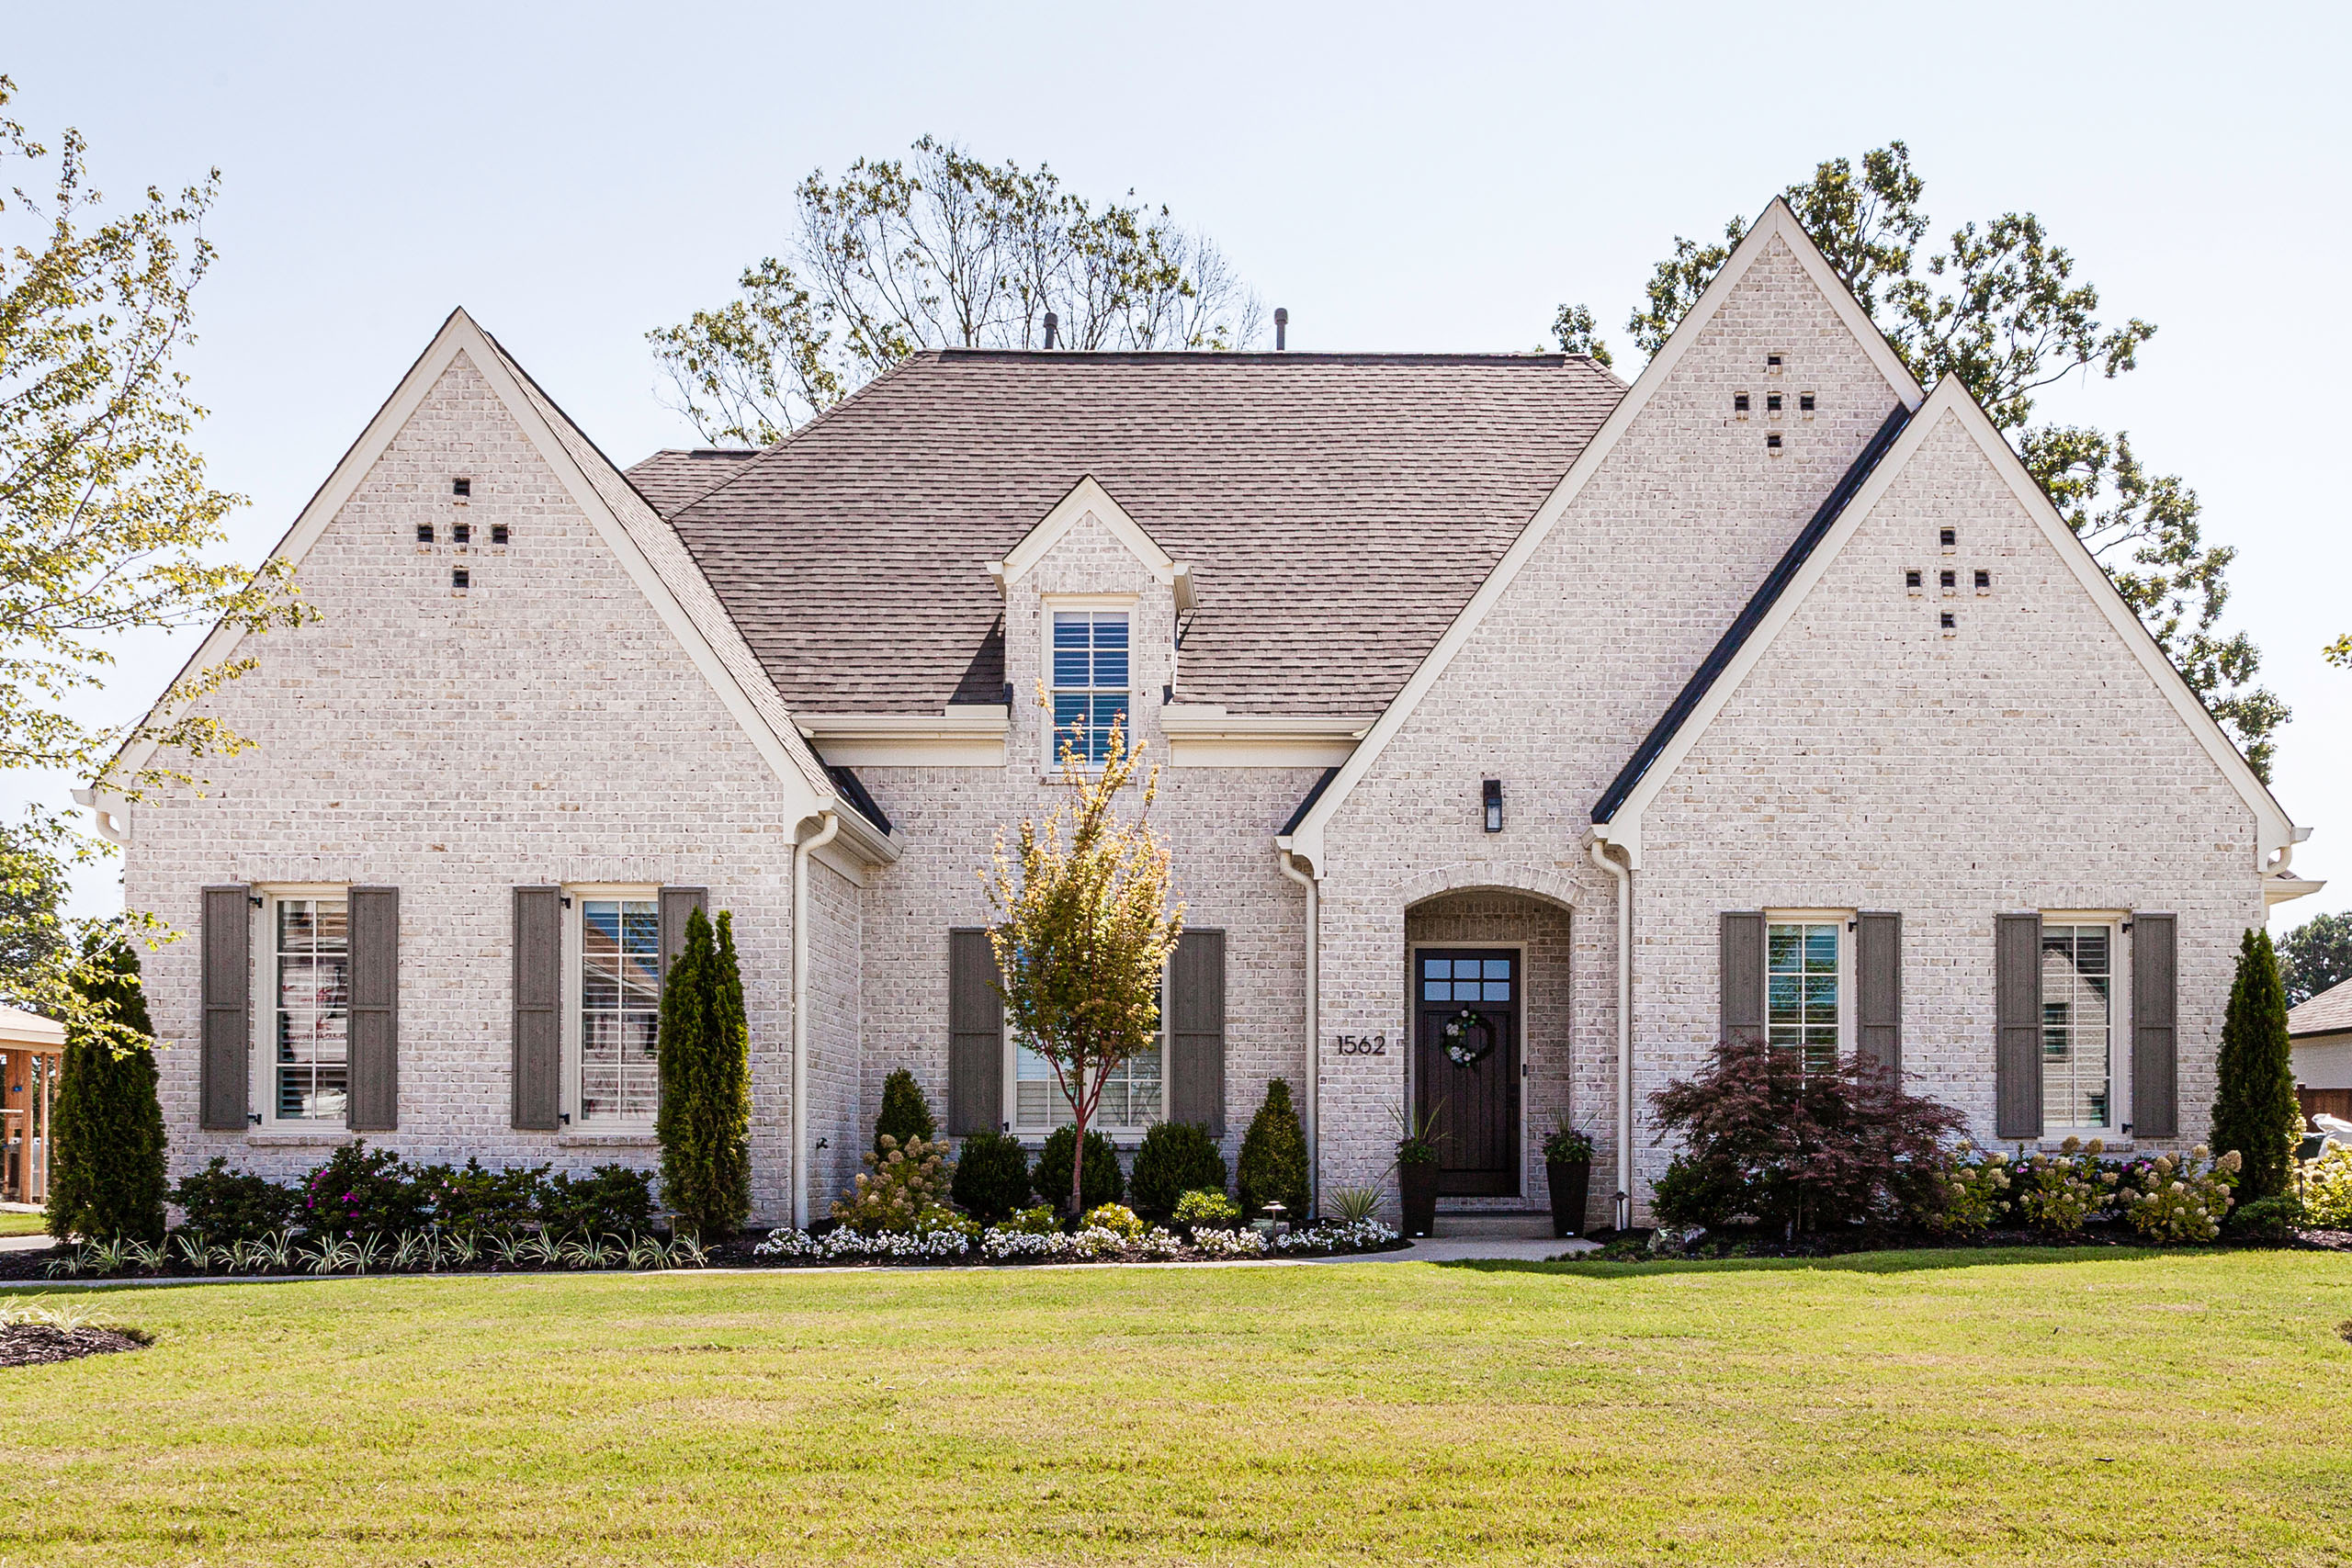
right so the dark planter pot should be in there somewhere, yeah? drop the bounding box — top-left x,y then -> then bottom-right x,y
1397,1161 -> 1439,1238
1545,1158 -> 1592,1238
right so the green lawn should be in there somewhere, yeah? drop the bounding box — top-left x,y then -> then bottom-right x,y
3,1250 -> 2348,1565
0,1210 -> 49,1236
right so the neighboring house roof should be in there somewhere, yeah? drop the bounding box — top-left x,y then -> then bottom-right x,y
2290,977 -> 2352,1039
630,351 -> 1626,716
1590,404 -> 1914,824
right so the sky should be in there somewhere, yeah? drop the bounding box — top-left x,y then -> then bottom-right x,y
6,1 -> 2348,931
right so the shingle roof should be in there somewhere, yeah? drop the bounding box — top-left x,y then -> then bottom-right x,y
630,350 -> 1625,715
2290,976 -> 2352,1039
630,447 -> 762,515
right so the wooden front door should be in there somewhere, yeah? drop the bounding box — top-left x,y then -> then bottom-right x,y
1414,949 -> 1521,1197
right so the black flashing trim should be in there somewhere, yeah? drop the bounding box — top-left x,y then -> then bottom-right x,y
1280,765 -> 1342,837
821,761 -> 893,838
1590,403 -> 1914,825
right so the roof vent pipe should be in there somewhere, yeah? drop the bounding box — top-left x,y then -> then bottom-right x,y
1273,307 -> 1287,351
1043,310 -> 1059,350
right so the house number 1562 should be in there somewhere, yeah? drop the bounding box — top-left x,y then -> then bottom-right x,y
1334,1033 -> 1388,1055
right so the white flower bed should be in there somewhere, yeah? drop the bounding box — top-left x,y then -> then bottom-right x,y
750,1216 -> 1398,1265
1274,1219 -> 1399,1253
1191,1227 -> 1266,1258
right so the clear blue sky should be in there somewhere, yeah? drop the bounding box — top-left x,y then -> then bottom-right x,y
8,2 -> 2346,929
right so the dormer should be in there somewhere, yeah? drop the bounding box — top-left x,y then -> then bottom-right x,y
992,477 -> 1191,775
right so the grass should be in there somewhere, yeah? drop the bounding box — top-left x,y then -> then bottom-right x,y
2,1249 -> 2348,1565
0,1210 -> 49,1236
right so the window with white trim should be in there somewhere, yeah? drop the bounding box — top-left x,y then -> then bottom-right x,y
1050,609 -> 1130,765
2041,923 -> 2113,1131
571,893 -> 662,1125
1766,917 -> 1845,1073
266,893 -> 350,1122
1010,972 -> 1164,1134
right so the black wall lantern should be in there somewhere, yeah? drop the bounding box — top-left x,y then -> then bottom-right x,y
1482,778 -> 1503,833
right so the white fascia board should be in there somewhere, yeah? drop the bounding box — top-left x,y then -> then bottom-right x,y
1595,378 -> 2301,872
996,475 -> 1188,599
797,708 -> 1010,767
1159,707 -> 1369,768
1286,198 -> 1925,869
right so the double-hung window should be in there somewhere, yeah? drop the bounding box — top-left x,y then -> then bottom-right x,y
266,892 -> 351,1123
571,891 -> 662,1125
2040,922 -> 2114,1132
1011,966 -> 1164,1134
1765,915 -> 1846,1073
1050,609 -> 1130,766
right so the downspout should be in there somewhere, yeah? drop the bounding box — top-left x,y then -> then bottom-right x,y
1590,837 -> 1634,1231
791,810 -> 842,1230
1279,848 -> 1319,1214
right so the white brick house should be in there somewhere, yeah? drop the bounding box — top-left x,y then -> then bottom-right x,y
90,200 -> 2317,1230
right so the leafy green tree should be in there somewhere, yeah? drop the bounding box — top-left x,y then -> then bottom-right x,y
0,816 -> 69,1013
2277,911 -> 2352,1008
655,908 -> 751,1238
1558,141 -> 2284,777
2212,928 -> 2301,1201
46,933 -> 166,1241
650,136 -> 1262,444
1238,1078 -> 1310,1220
874,1067 -> 936,1156
985,717 -> 1183,1214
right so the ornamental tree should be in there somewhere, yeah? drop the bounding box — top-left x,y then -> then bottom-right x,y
655,907 -> 752,1238
47,932 -> 166,1241
2212,927 -> 2300,1201
985,716 -> 1182,1216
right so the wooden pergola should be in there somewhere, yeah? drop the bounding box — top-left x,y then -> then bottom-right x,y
0,1004 -> 66,1208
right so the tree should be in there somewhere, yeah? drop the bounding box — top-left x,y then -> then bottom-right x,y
2212,928 -> 2301,1201
46,932 -> 166,1241
985,716 -> 1182,1215
650,135 -> 1263,445
654,907 -> 752,1238
1237,1077 -> 1310,1220
2277,911 -> 2352,1008
874,1067 -> 935,1156
1558,142 -> 2285,777
0,816 -> 69,1012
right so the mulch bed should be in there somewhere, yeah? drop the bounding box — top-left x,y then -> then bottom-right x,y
0,1323 -> 148,1369
1567,1222 -> 2352,1261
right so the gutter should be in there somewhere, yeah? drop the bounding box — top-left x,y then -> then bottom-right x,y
791,810 -> 842,1228
1277,843 -> 1319,1213
70,786 -> 130,847
1589,836 -> 1634,1231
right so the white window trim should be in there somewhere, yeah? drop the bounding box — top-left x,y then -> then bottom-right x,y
1041,594 -> 1138,773
249,883 -> 353,1131
1003,964 -> 1168,1142
1762,909 -> 1856,1061
562,883 -> 662,1133
2038,912 -> 2131,1137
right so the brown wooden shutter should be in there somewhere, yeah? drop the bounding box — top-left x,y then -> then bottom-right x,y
1167,929 -> 1227,1136
659,886 -> 708,985
345,886 -> 400,1131
1995,912 -> 2043,1141
1856,911 -> 1902,1075
199,885 -> 253,1130
2132,912 -> 2178,1139
946,929 -> 1002,1136
1719,911 -> 1766,1046
512,886 -> 563,1131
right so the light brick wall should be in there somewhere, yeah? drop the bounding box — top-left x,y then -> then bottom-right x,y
1631,410 -> 2263,1198
125,355 -> 812,1224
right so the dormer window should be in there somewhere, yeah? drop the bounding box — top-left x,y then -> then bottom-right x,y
1051,609 -> 1129,765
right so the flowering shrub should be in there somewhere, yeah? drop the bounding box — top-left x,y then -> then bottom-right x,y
831,1134 -> 953,1234
998,1204 -> 1061,1235
978,1228 -> 1069,1260
1272,1219 -> 1398,1253
1171,1189 -> 1241,1230
2297,1144 -> 2352,1227
2121,1146 -> 2239,1242
1921,1142 -> 2013,1235
753,1225 -> 972,1261
1192,1226 -> 1266,1258
2016,1138 -> 2120,1235
1082,1203 -> 1147,1240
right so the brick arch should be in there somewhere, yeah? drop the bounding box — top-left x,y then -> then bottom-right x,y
1390,863 -> 1583,917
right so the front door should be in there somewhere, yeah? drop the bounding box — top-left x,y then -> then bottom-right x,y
1414,949 -> 1521,1197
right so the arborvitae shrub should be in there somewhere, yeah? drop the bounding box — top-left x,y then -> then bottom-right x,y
1033,1124 -> 1123,1212
47,938 -> 167,1242
656,908 -> 752,1238
876,1068 -> 937,1156
950,1130 -> 1033,1221
1128,1121 -> 1228,1218
1238,1078 -> 1311,1218
2212,927 -> 2301,1202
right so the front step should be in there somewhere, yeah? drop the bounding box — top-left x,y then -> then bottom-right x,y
1430,1210 -> 1556,1239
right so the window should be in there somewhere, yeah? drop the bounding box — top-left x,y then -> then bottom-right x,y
1767,919 -> 1842,1072
1013,1039 -> 1162,1133
1050,609 -> 1129,765
2041,924 -> 2113,1130
575,896 -> 661,1124
1421,954 -> 1511,1003
268,896 -> 349,1122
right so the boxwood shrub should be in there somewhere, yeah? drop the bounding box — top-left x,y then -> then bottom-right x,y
1032,1124 -> 1123,1213
1129,1121 -> 1227,1219
950,1130 -> 1033,1221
